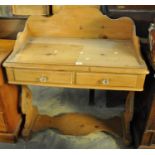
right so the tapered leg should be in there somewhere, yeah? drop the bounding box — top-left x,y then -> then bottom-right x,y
123,91 -> 135,145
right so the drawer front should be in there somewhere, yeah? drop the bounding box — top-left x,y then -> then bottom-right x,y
12,6 -> 50,15
0,112 -> 7,132
108,5 -> 155,11
14,69 -> 73,85
150,133 -> 155,145
142,132 -> 155,146
76,72 -> 137,88
145,95 -> 155,130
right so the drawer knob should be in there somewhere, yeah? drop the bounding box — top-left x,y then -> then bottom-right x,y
101,79 -> 109,85
39,76 -> 48,82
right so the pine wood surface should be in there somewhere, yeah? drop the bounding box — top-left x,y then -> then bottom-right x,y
0,40 -> 15,64
0,39 -> 21,143
6,37 -> 143,68
0,40 -> 15,85
2,8 -> 149,144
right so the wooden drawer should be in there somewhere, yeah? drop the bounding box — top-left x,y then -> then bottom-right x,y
150,133 -> 155,145
141,132 -> 155,147
0,112 -> 7,132
107,5 -> 155,11
52,5 -> 100,14
146,99 -> 155,130
13,69 -> 73,85
12,5 -> 50,15
146,118 -> 155,130
76,72 -> 137,88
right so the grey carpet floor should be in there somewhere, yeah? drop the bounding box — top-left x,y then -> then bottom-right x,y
0,86 -> 128,149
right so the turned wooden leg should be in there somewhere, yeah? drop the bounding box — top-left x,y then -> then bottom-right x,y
21,86 -> 39,139
123,91 -> 135,145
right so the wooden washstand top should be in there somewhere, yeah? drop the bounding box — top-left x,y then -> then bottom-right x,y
6,37 -> 143,68
4,8 -> 148,73
3,8 -> 149,91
